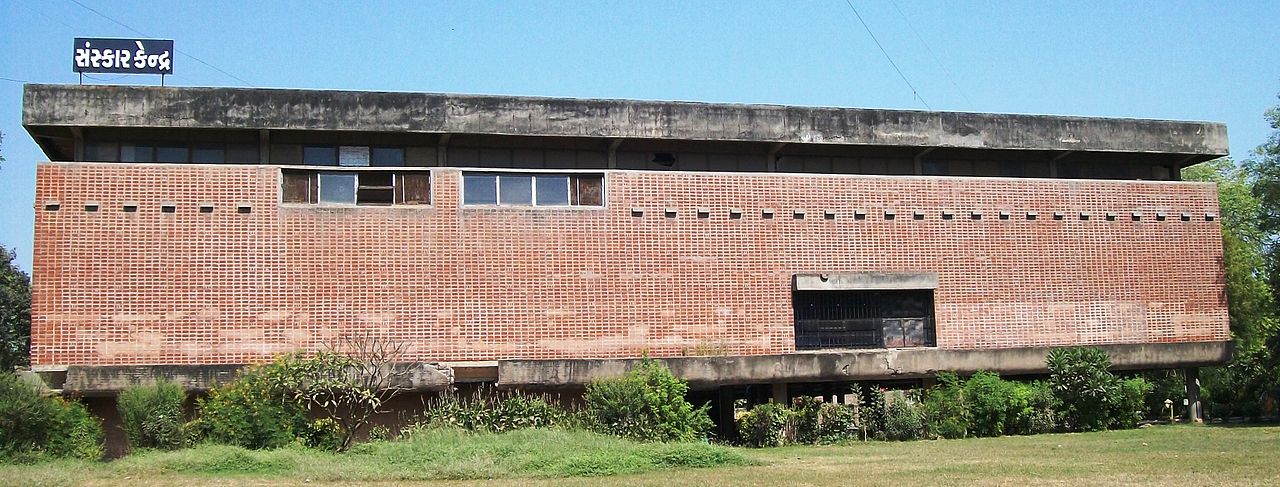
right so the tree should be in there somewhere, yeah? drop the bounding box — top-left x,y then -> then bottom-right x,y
0,246 -> 31,371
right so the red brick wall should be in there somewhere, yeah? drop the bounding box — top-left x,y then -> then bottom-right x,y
30,163 -> 1228,366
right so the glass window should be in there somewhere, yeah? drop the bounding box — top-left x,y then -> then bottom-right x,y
318,172 -> 356,204
226,143 -> 259,163
535,175 -> 570,206
498,175 -> 533,205
304,146 -> 338,166
155,146 -> 188,163
370,147 -> 405,167
84,142 -> 119,162
463,174 -> 498,205
191,145 -> 226,164
120,144 -> 154,162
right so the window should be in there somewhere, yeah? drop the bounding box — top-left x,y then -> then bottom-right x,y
282,169 -> 429,206
82,141 -> 260,163
303,146 -> 338,166
462,172 -> 604,207
793,289 -> 936,350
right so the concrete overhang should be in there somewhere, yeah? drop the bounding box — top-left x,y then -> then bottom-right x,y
794,272 -> 938,291
45,362 -> 454,396
23,84 -> 1227,163
496,341 -> 1233,390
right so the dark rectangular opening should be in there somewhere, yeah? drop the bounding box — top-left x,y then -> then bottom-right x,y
793,289 -> 936,350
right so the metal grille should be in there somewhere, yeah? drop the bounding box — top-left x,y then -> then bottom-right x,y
793,290 -> 936,350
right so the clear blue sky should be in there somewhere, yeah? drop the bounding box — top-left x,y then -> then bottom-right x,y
1,0 -> 1278,273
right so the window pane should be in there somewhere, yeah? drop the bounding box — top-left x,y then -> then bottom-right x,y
463,174 -> 498,205
155,146 -> 188,163
120,144 -> 154,162
227,143 -> 259,163
319,173 -> 356,204
399,173 -> 430,204
192,146 -> 226,164
535,175 -> 569,206
282,171 -> 315,203
84,142 -> 119,162
572,175 -> 604,206
304,146 -> 338,165
370,147 -> 405,167
498,175 -> 533,205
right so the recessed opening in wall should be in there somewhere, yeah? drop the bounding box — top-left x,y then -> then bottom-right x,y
122,203 -> 138,213
43,201 -> 60,211
793,289 -> 936,350
283,169 -> 430,206
83,202 -> 100,212
161,203 -> 176,213
199,204 -> 214,213
461,172 -> 601,207
941,211 -> 954,220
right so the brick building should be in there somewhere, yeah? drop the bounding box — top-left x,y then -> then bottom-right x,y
21,84 -> 1229,418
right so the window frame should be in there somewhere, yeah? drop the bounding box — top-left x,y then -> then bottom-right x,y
460,170 -> 606,208
280,167 -> 432,207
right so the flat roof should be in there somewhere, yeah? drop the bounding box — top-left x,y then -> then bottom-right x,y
23,84 -> 1227,161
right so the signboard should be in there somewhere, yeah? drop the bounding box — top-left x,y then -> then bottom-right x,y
73,38 -> 173,74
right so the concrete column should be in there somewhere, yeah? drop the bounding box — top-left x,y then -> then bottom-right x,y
258,129 -> 270,164
771,383 -> 788,404
1185,367 -> 1202,423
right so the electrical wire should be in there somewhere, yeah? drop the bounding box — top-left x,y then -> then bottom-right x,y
842,0 -> 931,110
0,76 -> 31,83
889,0 -> 974,108
66,0 -> 256,87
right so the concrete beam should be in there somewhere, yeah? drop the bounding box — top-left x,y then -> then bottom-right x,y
496,341 -> 1232,389
56,362 -> 455,395
23,84 -> 1228,158
794,272 -> 938,291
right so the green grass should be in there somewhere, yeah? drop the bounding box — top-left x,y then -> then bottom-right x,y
4,425 -> 1279,487
3,428 -> 747,486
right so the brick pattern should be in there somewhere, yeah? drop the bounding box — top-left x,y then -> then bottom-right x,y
30,163 -> 1228,366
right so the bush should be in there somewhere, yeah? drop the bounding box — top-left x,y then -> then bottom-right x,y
1012,381 -> 1059,435
1047,347 -> 1118,432
581,359 -> 713,443
790,396 -> 823,444
0,372 -> 102,460
922,372 -> 968,439
815,402 -> 859,443
883,393 -> 925,441
118,380 -> 187,450
195,354 -> 313,449
962,371 -> 1025,437
418,389 -> 570,433
1113,377 -> 1153,429
736,402 -> 790,448
858,385 -> 887,440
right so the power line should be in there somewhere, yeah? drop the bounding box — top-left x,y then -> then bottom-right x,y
0,76 -> 31,83
889,0 -> 974,108
842,0 -> 931,110
66,0 -> 256,87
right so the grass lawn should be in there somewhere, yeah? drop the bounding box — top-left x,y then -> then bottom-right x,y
4,424 -> 1278,487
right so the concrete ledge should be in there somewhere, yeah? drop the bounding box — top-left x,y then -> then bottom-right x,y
496,341 -> 1233,389
57,362 -> 455,396
24,84 -> 1227,156
794,272 -> 938,291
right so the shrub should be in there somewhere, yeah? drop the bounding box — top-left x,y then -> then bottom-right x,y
883,393 -> 925,441
418,388 -> 570,433
118,380 -> 187,450
790,396 -> 823,444
736,402 -> 790,447
815,402 -> 859,443
922,372 -> 968,439
1012,381 -> 1059,435
1047,347 -> 1118,431
581,359 -> 713,442
962,371 -> 1025,437
195,354 -> 313,449
1112,377 -> 1153,429
0,372 -> 102,460
858,385 -> 887,440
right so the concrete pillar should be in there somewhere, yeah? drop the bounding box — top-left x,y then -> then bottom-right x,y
1184,367 -> 1202,423
771,382 -> 788,404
